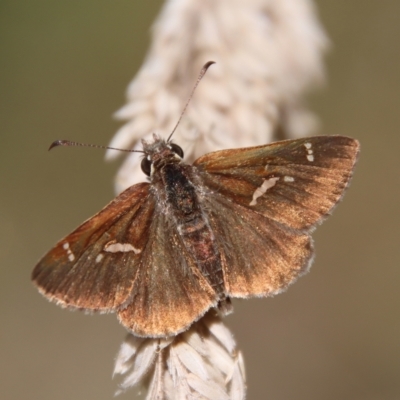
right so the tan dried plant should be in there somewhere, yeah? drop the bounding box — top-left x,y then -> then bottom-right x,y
111,0 -> 328,398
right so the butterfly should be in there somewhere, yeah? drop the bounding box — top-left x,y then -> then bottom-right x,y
32,133 -> 359,337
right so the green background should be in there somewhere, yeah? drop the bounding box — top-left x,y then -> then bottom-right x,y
1,1 -> 399,399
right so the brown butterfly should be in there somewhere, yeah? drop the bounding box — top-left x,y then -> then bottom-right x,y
32,131 -> 359,337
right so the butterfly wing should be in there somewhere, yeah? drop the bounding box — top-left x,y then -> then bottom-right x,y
32,183 -> 154,310
205,193 -> 313,297
33,182 -> 217,337
194,136 -> 359,230
194,136 -> 359,297
118,209 -> 217,337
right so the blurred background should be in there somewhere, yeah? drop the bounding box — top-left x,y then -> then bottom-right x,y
1,1 -> 399,399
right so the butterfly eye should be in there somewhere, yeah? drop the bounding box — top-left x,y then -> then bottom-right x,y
169,143 -> 184,158
141,157 -> 152,176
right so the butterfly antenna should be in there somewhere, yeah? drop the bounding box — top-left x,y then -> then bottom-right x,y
166,61 -> 215,143
48,140 -> 145,153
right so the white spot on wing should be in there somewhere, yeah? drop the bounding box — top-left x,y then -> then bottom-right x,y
250,177 -> 279,206
104,241 -> 141,254
284,176 -> 294,182
96,254 -> 104,263
63,241 -> 75,262
304,142 -> 314,162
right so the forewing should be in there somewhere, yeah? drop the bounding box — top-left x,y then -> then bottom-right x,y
194,136 -> 359,230
118,209 -> 218,337
205,192 -> 313,297
32,183 -> 153,311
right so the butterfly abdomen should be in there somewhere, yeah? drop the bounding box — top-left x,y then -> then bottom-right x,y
160,163 -> 226,300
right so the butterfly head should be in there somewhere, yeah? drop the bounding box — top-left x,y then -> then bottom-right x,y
140,133 -> 184,177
